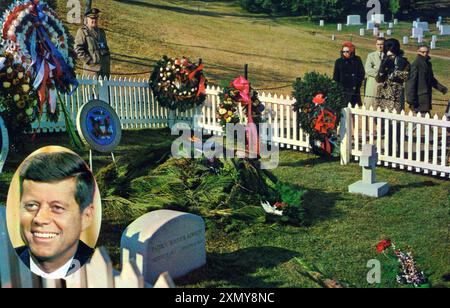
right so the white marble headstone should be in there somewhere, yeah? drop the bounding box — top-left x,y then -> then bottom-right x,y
373,27 -> 379,36
379,32 -> 385,38
403,36 -> 409,45
347,15 -> 362,26
430,41 -> 436,49
337,23 -> 342,31
367,21 -> 375,30
388,22 -> 394,29
360,28 -> 365,36
387,29 -> 392,36
394,19 -> 398,25
432,35 -> 438,42
412,27 -> 423,38
121,210 -> 206,284
414,21 -> 429,32
320,20 -> 325,27
371,14 -> 385,24
441,25 -> 450,36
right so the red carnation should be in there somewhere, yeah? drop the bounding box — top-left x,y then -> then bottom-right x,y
376,239 -> 392,253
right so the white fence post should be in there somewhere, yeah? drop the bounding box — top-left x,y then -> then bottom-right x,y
340,106 -> 352,165
98,76 -> 110,103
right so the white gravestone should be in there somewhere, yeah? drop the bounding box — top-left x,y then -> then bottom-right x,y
388,22 -> 394,29
387,29 -> 392,36
337,23 -> 342,31
371,14 -> 385,24
121,210 -> 206,284
373,27 -> 379,36
367,21 -> 375,30
432,35 -> 437,42
441,25 -> 450,36
412,27 -> 423,38
414,21 -> 429,32
332,34 -> 336,41
320,20 -> 325,27
394,19 -> 398,25
379,32 -> 385,38
418,35 -> 423,43
403,36 -> 409,44
430,41 -> 436,49
347,15 -> 362,26
0,116 -> 8,174
360,28 -> 365,36
348,144 -> 389,198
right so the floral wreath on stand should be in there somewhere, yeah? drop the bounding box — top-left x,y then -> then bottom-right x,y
217,76 -> 265,127
0,0 -> 81,147
308,93 -> 338,156
150,55 -> 207,112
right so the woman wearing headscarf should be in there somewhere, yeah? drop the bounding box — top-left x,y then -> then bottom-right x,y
375,39 -> 410,113
333,41 -> 365,107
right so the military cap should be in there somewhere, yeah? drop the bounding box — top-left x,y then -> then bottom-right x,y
85,8 -> 101,19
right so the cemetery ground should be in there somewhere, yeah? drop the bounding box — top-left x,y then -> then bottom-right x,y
1,130 -> 449,288
56,0 -> 450,115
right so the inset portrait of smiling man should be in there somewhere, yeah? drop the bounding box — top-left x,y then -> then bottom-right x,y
6,147 -> 102,279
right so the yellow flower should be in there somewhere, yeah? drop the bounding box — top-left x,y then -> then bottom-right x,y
18,72 -> 24,79
227,111 -> 233,116
219,108 -> 227,115
226,117 -> 232,123
25,108 -> 34,116
3,82 -> 11,88
6,67 -> 13,74
16,100 -> 26,109
13,94 -> 20,102
22,84 -> 30,93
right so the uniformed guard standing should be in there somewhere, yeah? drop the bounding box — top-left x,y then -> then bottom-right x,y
75,8 -> 111,78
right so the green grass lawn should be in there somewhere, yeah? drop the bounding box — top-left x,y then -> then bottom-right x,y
55,0 -> 450,115
1,129 -> 449,288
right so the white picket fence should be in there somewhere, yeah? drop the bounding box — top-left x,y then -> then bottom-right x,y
32,75 -> 449,178
0,206 -> 175,288
340,105 -> 450,178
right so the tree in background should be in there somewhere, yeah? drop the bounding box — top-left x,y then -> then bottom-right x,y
389,0 -> 401,20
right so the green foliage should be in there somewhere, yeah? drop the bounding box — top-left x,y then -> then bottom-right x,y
389,0 -> 401,17
276,182 -> 307,226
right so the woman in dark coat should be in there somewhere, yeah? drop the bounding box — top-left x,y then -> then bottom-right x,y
333,41 -> 365,107
375,39 -> 410,113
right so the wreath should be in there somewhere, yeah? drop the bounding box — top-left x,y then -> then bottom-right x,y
150,56 -> 207,112
217,76 -> 265,127
0,52 -> 39,137
292,72 -> 346,156
0,0 -> 81,148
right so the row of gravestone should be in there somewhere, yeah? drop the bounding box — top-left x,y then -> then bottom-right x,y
322,14 -> 450,36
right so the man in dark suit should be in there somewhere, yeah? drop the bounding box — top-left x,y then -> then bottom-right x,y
406,45 -> 448,114
16,152 -> 96,279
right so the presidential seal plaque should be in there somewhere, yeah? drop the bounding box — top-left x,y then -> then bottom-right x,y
77,99 -> 122,153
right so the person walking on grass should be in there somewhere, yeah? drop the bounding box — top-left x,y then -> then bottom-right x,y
364,37 -> 385,109
333,41 -> 365,107
406,45 -> 448,115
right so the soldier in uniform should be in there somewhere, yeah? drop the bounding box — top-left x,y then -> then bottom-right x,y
74,8 -> 110,78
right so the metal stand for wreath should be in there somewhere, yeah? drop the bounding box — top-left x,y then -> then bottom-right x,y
0,115 -> 9,174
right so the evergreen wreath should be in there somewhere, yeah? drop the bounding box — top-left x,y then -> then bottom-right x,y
150,55 -> 207,112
